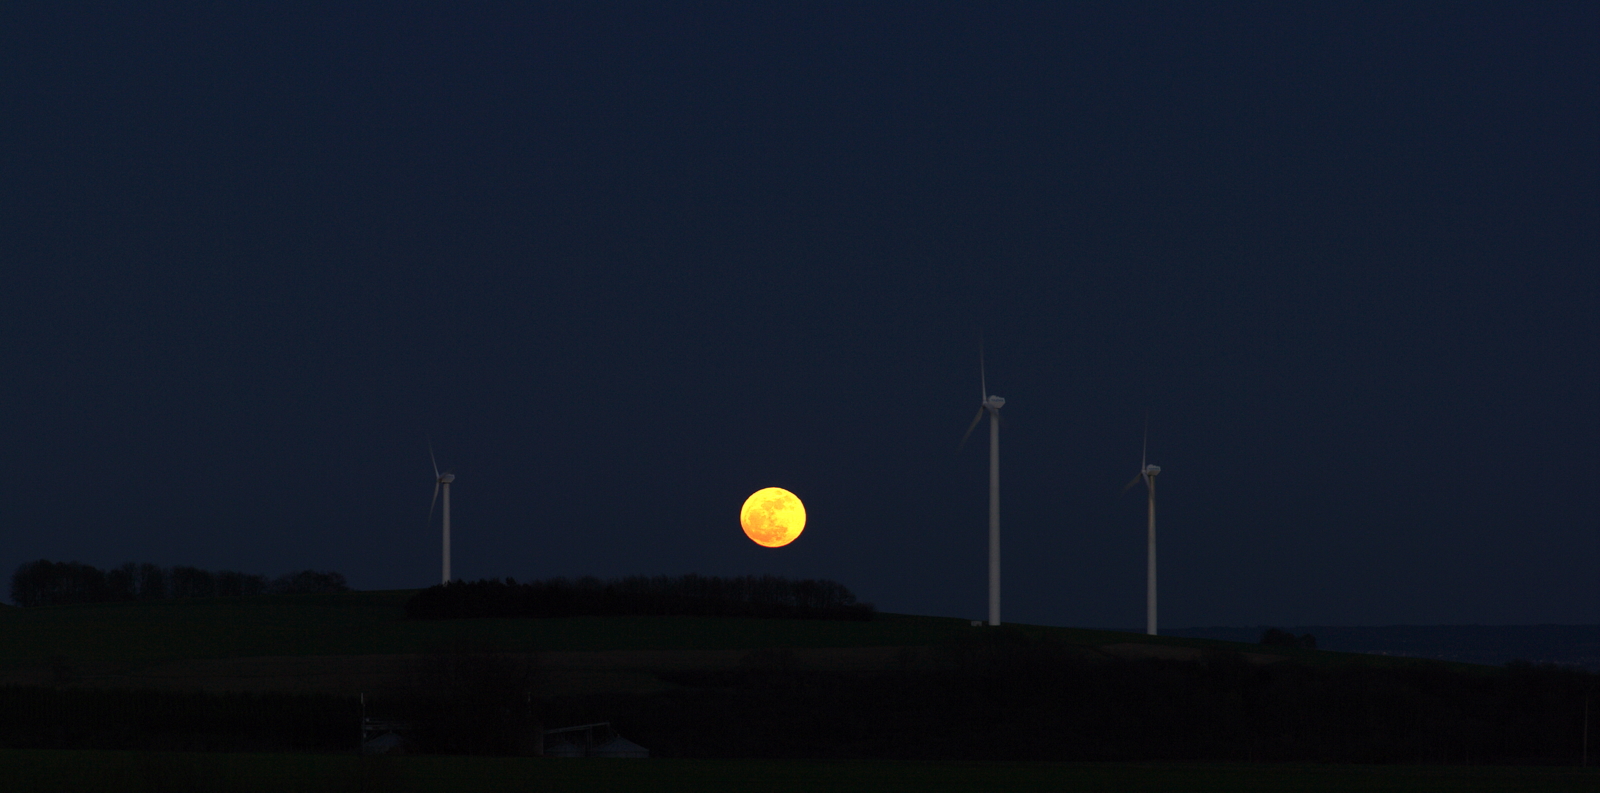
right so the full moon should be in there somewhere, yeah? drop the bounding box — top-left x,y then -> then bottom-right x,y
740,487 -> 807,548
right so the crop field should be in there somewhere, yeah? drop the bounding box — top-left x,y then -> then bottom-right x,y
0,588 -> 1494,701
0,589 -> 1291,696
8,590 -> 1582,772
1,750 -> 1595,793
0,589 -> 1380,667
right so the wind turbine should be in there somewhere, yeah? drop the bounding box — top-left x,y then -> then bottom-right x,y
959,343 -> 1005,626
1122,423 -> 1161,635
429,448 -> 456,585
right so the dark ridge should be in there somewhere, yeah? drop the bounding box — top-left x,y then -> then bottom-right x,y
1169,625 -> 1600,671
405,574 -> 874,621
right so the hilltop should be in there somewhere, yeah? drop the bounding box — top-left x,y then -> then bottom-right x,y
0,589 -> 1462,697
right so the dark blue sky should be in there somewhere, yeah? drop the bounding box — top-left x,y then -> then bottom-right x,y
2,3 -> 1595,628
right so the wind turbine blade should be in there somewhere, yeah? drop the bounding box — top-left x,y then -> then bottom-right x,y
1141,416 -> 1148,470
1120,471 -> 1144,496
430,445 -> 440,480
958,407 -> 985,450
979,337 -> 987,401
429,481 -> 440,525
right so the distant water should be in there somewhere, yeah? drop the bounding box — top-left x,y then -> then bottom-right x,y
1162,625 -> 1600,671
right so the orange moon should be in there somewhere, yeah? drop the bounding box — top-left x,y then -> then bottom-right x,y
740,487 -> 807,547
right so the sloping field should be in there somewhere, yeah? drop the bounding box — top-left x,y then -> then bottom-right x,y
0,590 -> 1331,660
2,595 -> 1587,768
0,590 -> 1455,695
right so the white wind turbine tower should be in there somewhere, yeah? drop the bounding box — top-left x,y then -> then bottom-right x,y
1122,423 -> 1161,635
959,343 -> 1006,626
429,448 -> 456,585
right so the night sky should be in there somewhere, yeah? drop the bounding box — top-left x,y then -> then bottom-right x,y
3,3 -> 1595,629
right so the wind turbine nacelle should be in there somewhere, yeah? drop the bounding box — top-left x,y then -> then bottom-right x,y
985,395 -> 1006,409
439,473 -> 456,484
1144,465 -> 1161,476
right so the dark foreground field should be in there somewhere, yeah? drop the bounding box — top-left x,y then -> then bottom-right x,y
2,750 -> 1596,793
1,592 -> 1595,768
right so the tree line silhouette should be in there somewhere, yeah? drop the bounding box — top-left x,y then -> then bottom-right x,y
405,574 -> 875,621
9,559 -> 349,606
1260,627 -> 1318,649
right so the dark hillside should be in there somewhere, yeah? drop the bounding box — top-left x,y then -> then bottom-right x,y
3,628 -> 1591,764
543,630 -> 1598,765
0,687 -> 355,752
1168,625 -> 1600,671
0,595 -> 1592,763
0,590 -> 1313,666
406,575 -> 874,621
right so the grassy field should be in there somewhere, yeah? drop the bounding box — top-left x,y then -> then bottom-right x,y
0,590 -> 1006,662
1,595 -> 1588,774
10,589 -> 1414,699
1,750 -> 1595,793
0,589 -> 1394,668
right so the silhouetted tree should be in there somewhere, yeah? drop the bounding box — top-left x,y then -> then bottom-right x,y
136,562 -> 167,600
170,566 -> 216,599
213,570 -> 268,597
270,570 -> 349,594
9,560 -> 111,606
106,563 -> 138,601
10,560 -> 346,605
9,560 -> 43,606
